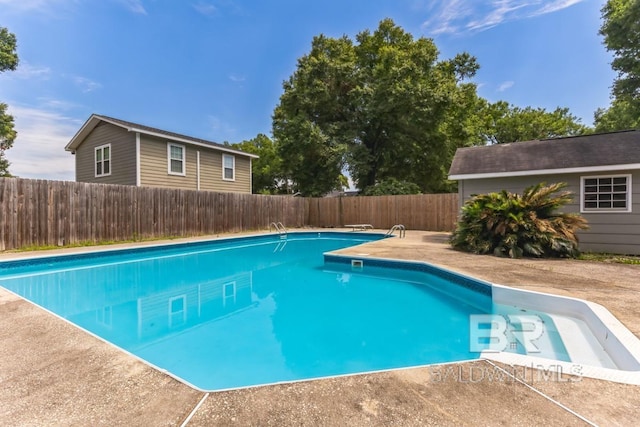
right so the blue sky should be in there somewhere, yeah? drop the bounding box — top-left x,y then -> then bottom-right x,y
1,0 -> 615,181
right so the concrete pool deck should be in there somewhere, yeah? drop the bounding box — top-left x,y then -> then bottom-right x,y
1,229 -> 639,426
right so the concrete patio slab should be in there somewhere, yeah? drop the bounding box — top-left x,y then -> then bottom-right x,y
0,291 -> 202,426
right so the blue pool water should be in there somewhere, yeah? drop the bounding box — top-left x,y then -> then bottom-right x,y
0,232 -> 567,390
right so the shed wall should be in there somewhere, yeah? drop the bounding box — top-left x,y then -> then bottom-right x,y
458,171 -> 640,255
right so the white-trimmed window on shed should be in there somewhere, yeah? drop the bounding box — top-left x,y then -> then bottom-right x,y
168,143 -> 186,176
581,174 -> 632,213
222,154 -> 235,181
95,144 -> 111,177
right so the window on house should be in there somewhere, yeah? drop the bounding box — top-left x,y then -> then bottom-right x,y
582,175 -> 631,212
222,154 -> 235,181
95,144 -> 111,177
168,143 -> 185,175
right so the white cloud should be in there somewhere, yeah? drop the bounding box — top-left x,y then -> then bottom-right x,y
0,0 -> 147,16
9,62 -> 51,80
4,105 -> 79,180
531,0 -> 585,17
421,0 -> 586,35
192,1 -> 218,16
466,1 -> 529,32
118,0 -> 147,15
192,0 -> 243,17
0,0 -> 81,19
228,74 -> 245,83
207,115 -> 236,142
497,80 -> 515,92
36,97 -> 82,111
0,0 -> 70,12
73,76 -> 102,93
421,0 -> 472,35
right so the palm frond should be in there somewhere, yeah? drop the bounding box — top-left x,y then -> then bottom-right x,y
451,182 -> 588,258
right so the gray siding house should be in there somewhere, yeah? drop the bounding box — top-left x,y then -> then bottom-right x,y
65,114 -> 257,193
448,130 -> 640,255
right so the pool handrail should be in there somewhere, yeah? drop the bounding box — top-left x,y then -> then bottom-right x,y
386,224 -> 406,238
269,222 -> 287,236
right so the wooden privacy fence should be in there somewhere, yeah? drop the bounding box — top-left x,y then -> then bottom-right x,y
0,177 -> 459,250
0,178 -> 306,251
307,193 -> 458,231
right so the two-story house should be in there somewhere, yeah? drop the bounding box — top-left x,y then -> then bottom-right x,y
65,114 -> 257,193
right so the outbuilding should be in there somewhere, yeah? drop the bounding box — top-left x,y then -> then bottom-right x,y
448,130 -> 640,255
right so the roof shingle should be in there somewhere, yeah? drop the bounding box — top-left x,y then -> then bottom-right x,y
449,130 -> 640,178
66,114 -> 257,158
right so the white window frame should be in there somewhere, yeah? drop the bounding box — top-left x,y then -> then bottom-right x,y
95,305 -> 113,328
95,144 -> 111,177
222,281 -> 236,307
580,174 -> 632,213
167,143 -> 186,176
222,154 -> 235,181
168,295 -> 187,328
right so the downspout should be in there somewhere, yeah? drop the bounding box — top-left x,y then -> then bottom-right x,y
196,151 -> 201,191
249,157 -> 253,193
135,132 -> 141,186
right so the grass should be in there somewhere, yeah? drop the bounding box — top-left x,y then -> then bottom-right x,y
8,235 -> 187,253
4,229 -> 268,253
579,252 -> 640,265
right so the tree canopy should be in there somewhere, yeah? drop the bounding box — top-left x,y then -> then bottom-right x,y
481,101 -> 588,144
0,27 -> 18,72
361,178 -> 421,196
270,19 -> 589,196
0,26 -> 19,177
229,134 -> 283,194
273,19 -> 482,196
595,0 -> 640,131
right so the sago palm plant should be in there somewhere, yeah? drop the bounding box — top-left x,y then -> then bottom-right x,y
450,182 -> 589,258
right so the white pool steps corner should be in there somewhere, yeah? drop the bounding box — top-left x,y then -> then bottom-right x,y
491,283 -> 640,382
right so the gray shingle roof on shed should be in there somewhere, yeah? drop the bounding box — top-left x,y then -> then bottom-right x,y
449,130 -> 640,178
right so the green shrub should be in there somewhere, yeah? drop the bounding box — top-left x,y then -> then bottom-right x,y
450,182 -> 589,258
362,178 -> 421,196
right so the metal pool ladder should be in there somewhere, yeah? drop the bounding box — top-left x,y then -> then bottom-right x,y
386,224 -> 406,238
270,222 -> 288,238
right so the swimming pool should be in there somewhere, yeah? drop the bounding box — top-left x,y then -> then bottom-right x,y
1,232 -> 638,390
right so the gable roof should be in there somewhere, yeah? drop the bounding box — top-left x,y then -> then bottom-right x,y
65,114 -> 258,158
449,130 -> 640,180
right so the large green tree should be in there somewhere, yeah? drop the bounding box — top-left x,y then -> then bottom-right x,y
595,0 -> 640,131
594,99 -> 639,132
481,101 -> 588,144
230,134 -> 283,194
0,27 -> 19,177
273,19 -> 481,196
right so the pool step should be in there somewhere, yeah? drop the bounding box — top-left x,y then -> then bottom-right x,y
548,314 -> 618,369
